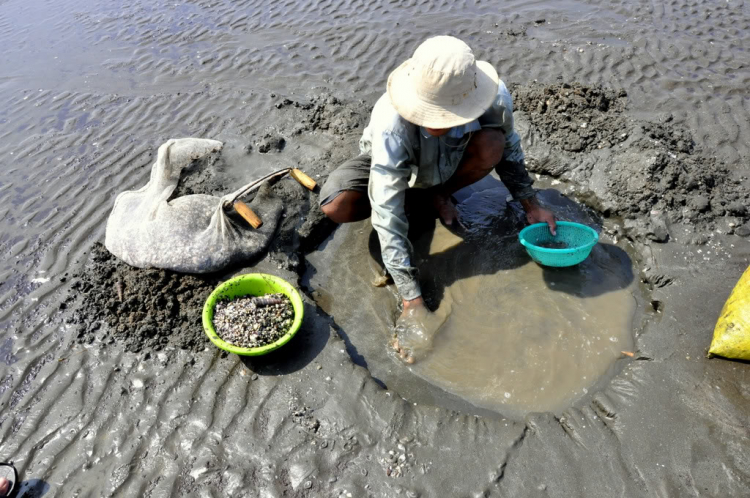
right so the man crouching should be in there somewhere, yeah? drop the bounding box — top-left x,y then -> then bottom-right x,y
319,36 -> 556,363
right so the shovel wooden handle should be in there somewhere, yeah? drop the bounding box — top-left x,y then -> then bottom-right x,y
290,168 -> 317,191
233,201 -> 262,229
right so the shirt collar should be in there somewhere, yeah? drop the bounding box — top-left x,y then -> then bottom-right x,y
419,120 -> 480,140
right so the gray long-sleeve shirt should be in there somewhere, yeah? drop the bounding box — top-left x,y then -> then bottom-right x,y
361,80 -> 535,300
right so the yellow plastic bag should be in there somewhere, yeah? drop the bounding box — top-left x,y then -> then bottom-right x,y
709,265 -> 750,360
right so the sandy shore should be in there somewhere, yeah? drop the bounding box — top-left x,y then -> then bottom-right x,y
1,0 -> 749,496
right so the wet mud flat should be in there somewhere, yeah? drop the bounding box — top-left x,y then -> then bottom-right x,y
1,0 -> 750,494
24,82 -> 750,496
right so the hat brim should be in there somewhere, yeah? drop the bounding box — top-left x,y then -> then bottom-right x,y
387,59 -> 499,129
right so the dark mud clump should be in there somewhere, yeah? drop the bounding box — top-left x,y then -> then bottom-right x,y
169,150 -> 226,199
511,82 -> 628,153
67,243 -> 227,354
248,93 -> 364,156
615,134 -> 745,226
590,117 -> 748,238
256,134 -> 286,153
275,94 -> 366,136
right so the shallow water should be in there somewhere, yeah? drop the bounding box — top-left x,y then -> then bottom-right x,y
409,222 -> 636,413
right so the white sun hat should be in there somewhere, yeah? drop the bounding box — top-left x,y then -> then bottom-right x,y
387,36 -> 500,129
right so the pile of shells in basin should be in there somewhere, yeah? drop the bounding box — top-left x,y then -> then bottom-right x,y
212,293 -> 295,348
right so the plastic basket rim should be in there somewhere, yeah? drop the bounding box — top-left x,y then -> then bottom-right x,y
202,273 -> 304,356
518,221 -> 599,254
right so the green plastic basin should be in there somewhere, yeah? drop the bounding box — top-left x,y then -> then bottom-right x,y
202,273 -> 304,356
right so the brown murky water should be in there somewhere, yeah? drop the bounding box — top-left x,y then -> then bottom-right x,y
409,223 -> 636,413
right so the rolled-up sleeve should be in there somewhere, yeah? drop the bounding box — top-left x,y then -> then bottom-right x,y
479,81 -> 536,200
368,132 -> 421,300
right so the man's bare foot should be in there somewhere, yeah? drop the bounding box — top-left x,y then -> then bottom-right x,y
431,193 -> 462,227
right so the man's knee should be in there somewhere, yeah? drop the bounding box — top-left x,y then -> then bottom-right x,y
320,200 -> 337,219
469,129 -> 505,170
320,190 -> 369,224
320,194 -> 348,223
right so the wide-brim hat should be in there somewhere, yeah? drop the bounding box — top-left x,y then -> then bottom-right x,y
387,36 -> 499,129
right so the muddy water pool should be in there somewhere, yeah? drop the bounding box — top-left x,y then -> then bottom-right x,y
409,224 -> 637,413
305,178 -> 643,415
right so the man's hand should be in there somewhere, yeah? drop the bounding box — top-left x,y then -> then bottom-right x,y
520,197 -> 557,236
431,193 -> 465,230
391,296 -> 441,364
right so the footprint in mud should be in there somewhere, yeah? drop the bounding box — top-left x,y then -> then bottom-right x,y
390,305 -> 450,364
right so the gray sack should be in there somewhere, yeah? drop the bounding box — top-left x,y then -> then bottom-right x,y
105,138 -> 282,273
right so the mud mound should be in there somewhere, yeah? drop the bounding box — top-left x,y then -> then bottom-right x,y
249,93 -> 367,151
589,119 -> 748,240
278,94 -> 367,136
66,244 -> 226,354
606,119 -> 747,227
511,82 -> 628,153
516,83 -> 749,240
